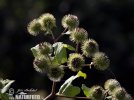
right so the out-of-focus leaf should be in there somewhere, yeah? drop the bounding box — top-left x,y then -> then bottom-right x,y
1,80 -> 15,93
81,84 -> 90,97
0,93 -> 9,100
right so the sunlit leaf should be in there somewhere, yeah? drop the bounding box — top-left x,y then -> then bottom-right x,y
53,42 -> 67,64
77,71 -> 87,79
58,71 -> 86,96
62,85 -> 80,97
81,84 -> 90,97
63,44 -> 75,51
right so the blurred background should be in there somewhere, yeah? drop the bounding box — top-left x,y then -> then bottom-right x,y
0,0 -> 134,99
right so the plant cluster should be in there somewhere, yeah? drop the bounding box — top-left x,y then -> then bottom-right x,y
27,13 -> 133,100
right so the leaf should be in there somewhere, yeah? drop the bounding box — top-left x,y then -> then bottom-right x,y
63,44 -> 75,51
58,71 -> 86,96
0,93 -> 9,100
77,71 -> 87,79
53,42 -> 67,64
62,85 -> 80,97
81,84 -> 90,97
1,80 -> 15,93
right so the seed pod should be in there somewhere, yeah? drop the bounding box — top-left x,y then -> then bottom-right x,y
104,79 -> 121,94
89,85 -> 105,100
68,53 -> 85,71
47,65 -> 64,82
33,57 -> 49,73
93,52 -> 110,71
62,14 -> 79,30
70,28 -> 88,43
112,87 -> 127,100
27,19 -> 42,36
38,42 -> 52,55
81,39 -> 99,57
39,13 -> 56,30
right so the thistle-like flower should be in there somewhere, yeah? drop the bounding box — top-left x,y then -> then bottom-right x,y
89,85 -> 105,100
38,42 -> 52,55
92,52 -> 110,71
62,14 -> 79,30
104,79 -> 121,94
70,28 -> 88,43
39,13 -> 56,30
33,57 -> 49,73
47,65 -> 64,82
68,53 -> 85,71
81,39 -> 99,57
27,19 -> 42,36
112,87 -> 127,100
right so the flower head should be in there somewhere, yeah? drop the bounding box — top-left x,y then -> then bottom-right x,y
81,39 -> 99,57
33,57 -> 49,73
68,53 -> 85,71
89,85 -> 105,100
93,52 -> 110,71
39,13 -> 56,30
38,42 -> 52,55
70,28 -> 88,43
104,79 -> 120,94
47,65 -> 64,82
27,19 -> 42,36
62,14 -> 79,30
112,87 -> 127,100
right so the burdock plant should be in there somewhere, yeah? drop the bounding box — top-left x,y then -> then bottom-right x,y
27,13 -> 133,100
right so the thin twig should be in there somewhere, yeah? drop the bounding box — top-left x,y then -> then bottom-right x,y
43,82 -> 56,100
76,43 -> 79,53
55,28 -> 67,42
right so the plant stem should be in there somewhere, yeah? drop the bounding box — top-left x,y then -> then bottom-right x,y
55,28 -> 67,42
76,42 -> 79,53
43,82 -> 56,100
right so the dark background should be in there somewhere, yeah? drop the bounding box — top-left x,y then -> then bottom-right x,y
0,0 -> 134,99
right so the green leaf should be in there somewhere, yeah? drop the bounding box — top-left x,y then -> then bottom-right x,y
58,71 -> 86,96
1,80 -> 15,93
62,85 -> 80,97
77,71 -> 87,79
81,84 -> 90,97
63,44 -> 75,51
53,42 -> 67,64
0,93 -> 9,100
